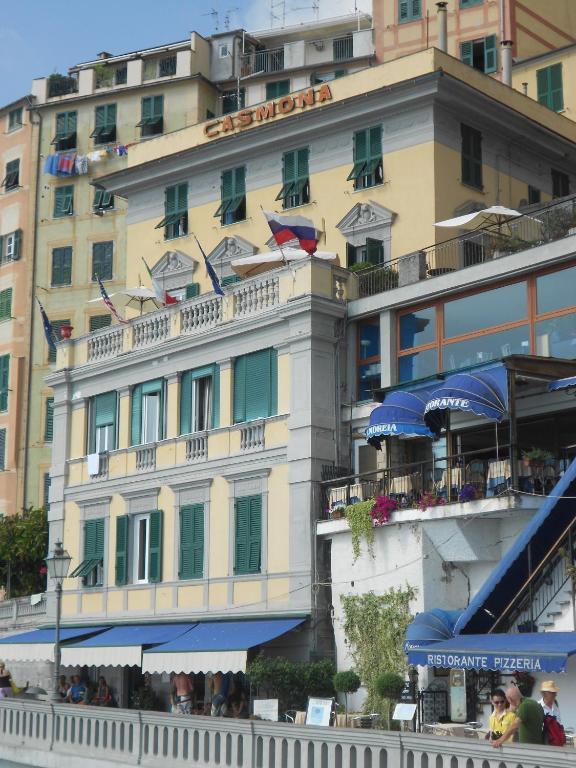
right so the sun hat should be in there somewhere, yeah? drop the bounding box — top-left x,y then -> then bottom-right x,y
540,680 -> 560,693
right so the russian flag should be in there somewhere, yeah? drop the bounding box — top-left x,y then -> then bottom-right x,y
264,211 -> 318,255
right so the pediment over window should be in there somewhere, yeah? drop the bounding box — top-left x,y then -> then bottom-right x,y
207,236 -> 258,278
150,250 -> 198,291
336,201 -> 396,239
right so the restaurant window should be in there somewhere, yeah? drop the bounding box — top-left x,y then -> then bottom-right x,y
130,379 -> 164,445
537,63 -> 563,112
277,148 -> 309,209
179,504 -> 204,580
215,167 -> 246,226
70,519 -> 105,588
233,348 -> 277,423
460,35 -> 496,74
115,511 -> 163,586
88,391 -> 117,454
536,265 -> 576,358
180,365 -> 220,434
348,126 -> 383,190
357,317 -> 380,401
461,124 -> 483,189
234,495 -> 261,575
552,169 -> 570,199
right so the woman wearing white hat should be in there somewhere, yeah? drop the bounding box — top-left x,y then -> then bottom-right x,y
539,680 -> 561,724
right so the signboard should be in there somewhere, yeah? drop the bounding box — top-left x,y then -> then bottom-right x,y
449,669 -> 467,724
411,650 -> 556,672
393,703 -> 417,721
252,699 -> 279,722
305,697 -> 333,727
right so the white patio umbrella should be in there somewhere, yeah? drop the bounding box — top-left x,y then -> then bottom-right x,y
231,248 -> 338,279
434,206 -> 525,230
88,286 -> 160,314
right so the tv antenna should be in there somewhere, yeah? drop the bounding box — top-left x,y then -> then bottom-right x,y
203,7 -> 220,32
223,6 -> 240,30
270,0 -> 286,27
290,0 -> 320,22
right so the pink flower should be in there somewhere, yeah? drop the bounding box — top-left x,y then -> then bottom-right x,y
370,495 -> 398,526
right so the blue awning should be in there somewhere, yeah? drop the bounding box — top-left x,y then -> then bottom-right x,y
142,618 -> 306,673
0,626 -> 109,662
549,376 -> 576,392
405,609 -> 462,650
454,458 -> 576,635
424,364 -> 508,432
60,623 -> 196,668
407,632 -> 576,673
366,386 -> 438,446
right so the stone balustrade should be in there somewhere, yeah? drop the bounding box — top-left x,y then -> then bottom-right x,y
136,446 -> 156,472
0,595 -> 47,632
181,296 -> 222,334
186,434 -> 208,462
87,327 -> 124,362
233,276 -> 279,317
0,699 -> 572,768
132,312 -> 170,348
240,421 -> 265,451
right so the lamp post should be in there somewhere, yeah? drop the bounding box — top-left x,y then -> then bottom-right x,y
45,541 -> 71,702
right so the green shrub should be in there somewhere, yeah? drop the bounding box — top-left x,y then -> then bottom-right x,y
247,654 -> 335,712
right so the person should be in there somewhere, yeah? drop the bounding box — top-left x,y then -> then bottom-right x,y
0,661 -> 13,699
92,676 -> 112,707
539,680 -> 561,723
485,689 -> 516,743
227,676 -> 248,719
171,672 -> 194,715
491,684 -> 543,747
211,671 -> 229,717
58,675 -> 69,699
66,674 -> 87,704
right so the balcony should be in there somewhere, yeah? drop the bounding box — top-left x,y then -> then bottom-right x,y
356,195 -> 576,299
241,46 -> 285,76
0,594 -> 47,631
47,74 -> 78,98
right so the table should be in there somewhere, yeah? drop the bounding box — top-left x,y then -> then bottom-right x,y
487,459 -> 531,496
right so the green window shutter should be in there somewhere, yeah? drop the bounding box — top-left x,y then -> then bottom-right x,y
297,147 -> 309,180
148,509 -> 163,583
180,504 -> 204,579
460,41 -> 473,67
221,169 -> 233,207
212,364 -> 220,428
115,515 -> 129,586
550,63 -> 564,111
0,288 -> 12,320
483,34 -> 497,73
221,274 -> 240,286
51,247 -> 72,286
12,229 -> 22,260
369,125 -> 382,161
354,130 -> 368,164
245,349 -> 272,421
233,355 -> 247,423
165,185 -> 177,215
92,241 -> 113,281
44,397 -> 54,442
130,384 -> 143,445
270,349 -> 278,416
0,355 -> 9,411
179,370 -> 193,435
346,242 -> 357,266
266,80 -> 290,99
84,519 -> 104,559
43,473 -> 51,508
283,150 -> 296,185
0,429 -> 6,471
537,67 -> 549,107
248,495 -> 262,572
89,391 -> 117,453
235,495 -> 262,574
234,166 -> 246,196
366,238 -> 384,265
185,283 -> 200,299
54,186 -> 73,218
176,183 -> 188,213
142,97 -> 152,121
89,314 -> 112,332
153,95 -> 164,118
461,124 -> 482,189
399,0 -> 408,21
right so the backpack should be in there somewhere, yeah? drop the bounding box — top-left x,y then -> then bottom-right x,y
543,714 -> 566,747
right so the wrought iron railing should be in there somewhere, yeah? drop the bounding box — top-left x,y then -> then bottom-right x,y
47,75 -> 78,98
240,47 -> 285,76
333,35 -> 353,61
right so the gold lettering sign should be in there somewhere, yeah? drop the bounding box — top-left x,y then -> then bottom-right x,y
204,84 -> 332,138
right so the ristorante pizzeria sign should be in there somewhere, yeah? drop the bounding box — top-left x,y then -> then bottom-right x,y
204,83 -> 333,138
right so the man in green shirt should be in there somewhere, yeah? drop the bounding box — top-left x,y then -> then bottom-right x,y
492,685 -> 543,747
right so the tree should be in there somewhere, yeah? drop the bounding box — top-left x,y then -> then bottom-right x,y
333,670 -> 361,722
0,508 -> 48,597
375,672 -> 405,729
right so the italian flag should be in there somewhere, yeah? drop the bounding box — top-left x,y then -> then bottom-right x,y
143,259 -> 179,306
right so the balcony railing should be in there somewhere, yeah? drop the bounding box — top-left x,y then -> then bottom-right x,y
240,47 -> 284,76
47,75 -> 78,98
357,195 -> 576,299
333,35 -> 354,61
320,445 -> 567,520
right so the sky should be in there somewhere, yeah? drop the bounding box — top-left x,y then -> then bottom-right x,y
0,0 -> 370,106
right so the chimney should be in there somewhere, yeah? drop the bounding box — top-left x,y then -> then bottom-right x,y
436,2 -> 448,53
97,51 -> 112,60
501,40 -> 513,86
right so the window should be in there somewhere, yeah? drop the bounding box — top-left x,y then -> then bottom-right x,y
91,104 -> 117,144
444,283 -> 527,338
93,189 -> 114,213
8,108 -> 22,131
70,519 -> 104,587
51,246 -> 72,286
2,160 -> 19,191
312,70 -> 347,84
0,355 -> 9,411
215,167 -> 246,225
346,238 -> 384,267
0,429 -> 5,471
537,63 -> 563,112
266,80 -> 290,99
221,274 -> 241,286
137,96 -> 163,137
0,288 -> 12,321
277,148 -> 309,209
43,472 -> 50,509
179,504 -> 204,579
185,283 -> 200,299
234,495 -> 262,575
528,185 -> 541,205
358,317 -> 380,401
333,34 -> 353,61
159,55 -> 177,77
552,169 -> 570,199
115,66 -> 127,85
92,241 -> 113,281
89,314 -> 112,332
460,35 -> 497,74
180,365 -> 220,434
0,230 -> 22,263
222,89 -> 245,115
461,124 -> 483,189
115,511 -> 163,586
52,111 -> 77,151
233,348 -> 278,423
48,319 -> 70,363
347,126 -> 383,190
156,183 -> 188,240
53,185 -> 74,218
219,44 -> 230,58
460,0 -> 483,6
44,397 -> 54,442
89,391 -> 117,454
399,0 -> 421,22
131,379 -> 164,445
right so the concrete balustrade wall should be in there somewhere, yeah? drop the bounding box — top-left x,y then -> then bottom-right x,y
0,699 -> 573,768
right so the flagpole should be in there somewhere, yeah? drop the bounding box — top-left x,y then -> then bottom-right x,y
260,205 -> 290,267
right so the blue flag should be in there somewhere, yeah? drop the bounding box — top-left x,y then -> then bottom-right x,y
36,297 -> 56,351
193,235 -> 224,297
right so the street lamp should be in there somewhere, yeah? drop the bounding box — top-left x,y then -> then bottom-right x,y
45,541 -> 71,702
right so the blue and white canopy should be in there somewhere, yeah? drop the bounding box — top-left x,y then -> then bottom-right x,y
366,387 -> 437,446
548,376 -> 576,392
404,609 -> 462,651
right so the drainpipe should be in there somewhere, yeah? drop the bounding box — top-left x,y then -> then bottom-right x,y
501,40 -> 513,86
436,2 -> 448,53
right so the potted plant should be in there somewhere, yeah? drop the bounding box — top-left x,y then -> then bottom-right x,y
370,494 -> 398,526
458,483 -> 477,503
375,671 -> 405,730
417,491 -> 446,512
331,505 -> 346,520
521,447 -> 554,468
333,670 -> 361,724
